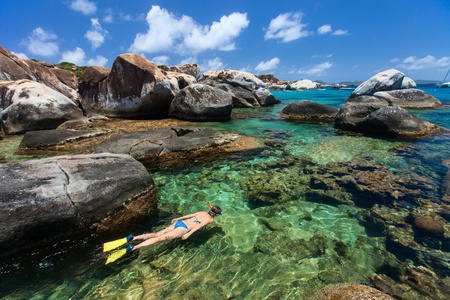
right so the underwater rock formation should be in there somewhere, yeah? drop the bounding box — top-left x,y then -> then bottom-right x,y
310,283 -> 394,300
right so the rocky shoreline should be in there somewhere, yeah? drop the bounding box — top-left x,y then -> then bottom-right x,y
1,43 -> 449,299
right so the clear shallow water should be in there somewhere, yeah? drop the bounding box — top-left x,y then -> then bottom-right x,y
0,85 -> 449,299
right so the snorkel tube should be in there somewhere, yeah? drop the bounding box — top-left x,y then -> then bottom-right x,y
207,201 -> 213,209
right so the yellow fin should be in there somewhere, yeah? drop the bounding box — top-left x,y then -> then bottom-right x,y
105,248 -> 127,265
103,237 -> 127,252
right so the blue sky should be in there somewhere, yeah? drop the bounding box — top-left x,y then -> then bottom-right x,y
1,0 -> 449,83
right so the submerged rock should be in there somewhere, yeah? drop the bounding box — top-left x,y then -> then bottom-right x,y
0,80 -> 84,134
310,283 -> 394,300
0,153 -> 156,258
280,100 -> 338,121
413,217 -> 445,236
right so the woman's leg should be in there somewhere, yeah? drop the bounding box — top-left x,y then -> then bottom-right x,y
133,227 -> 187,250
134,224 -> 176,240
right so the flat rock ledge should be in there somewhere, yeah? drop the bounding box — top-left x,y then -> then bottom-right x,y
19,129 -> 106,149
94,127 -> 263,165
0,153 -> 156,258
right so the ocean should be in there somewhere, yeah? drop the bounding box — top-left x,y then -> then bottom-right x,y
0,84 -> 449,299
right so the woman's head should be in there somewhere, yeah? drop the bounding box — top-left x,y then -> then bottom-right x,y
209,206 -> 222,217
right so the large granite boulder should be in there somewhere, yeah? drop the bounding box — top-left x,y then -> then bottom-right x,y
373,89 -> 442,109
280,100 -> 338,121
347,69 -> 441,109
348,69 -> 406,99
168,84 -> 233,121
199,69 -> 279,107
19,129 -> 105,149
77,65 -> 110,113
0,80 -> 84,134
78,53 -> 179,118
335,104 -> 444,138
0,153 -> 156,258
290,79 -> 321,90
169,63 -> 200,80
0,45 -> 77,101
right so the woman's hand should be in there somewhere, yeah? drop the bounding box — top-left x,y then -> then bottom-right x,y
182,234 -> 189,240
171,218 -> 178,224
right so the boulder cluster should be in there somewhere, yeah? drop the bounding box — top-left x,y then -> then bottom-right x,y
1,46 -> 279,135
257,73 -> 321,91
281,69 -> 445,138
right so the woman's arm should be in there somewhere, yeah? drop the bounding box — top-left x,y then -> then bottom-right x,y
182,218 -> 213,240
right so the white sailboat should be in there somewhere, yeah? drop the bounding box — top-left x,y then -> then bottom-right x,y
436,68 -> 450,88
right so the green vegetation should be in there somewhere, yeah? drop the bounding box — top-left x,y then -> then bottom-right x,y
55,62 -> 87,77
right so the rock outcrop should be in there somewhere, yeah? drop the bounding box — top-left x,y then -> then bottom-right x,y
168,63 -> 200,80
168,84 -> 233,121
0,153 -> 156,258
280,100 -> 338,121
0,80 -> 84,134
78,53 -> 180,118
199,69 -> 279,107
0,45 -> 77,101
94,127 -> 243,163
347,69 -> 441,109
335,104 -> 444,138
290,79 -> 321,90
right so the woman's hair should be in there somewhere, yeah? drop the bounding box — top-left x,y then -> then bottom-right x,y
209,206 -> 222,217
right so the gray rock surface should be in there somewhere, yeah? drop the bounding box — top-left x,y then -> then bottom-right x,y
335,104 -> 444,137
168,84 -> 233,121
0,153 -> 155,257
280,100 -> 338,121
0,80 -> 84,134
19,129 -> 105,149
95,127 -> 238,160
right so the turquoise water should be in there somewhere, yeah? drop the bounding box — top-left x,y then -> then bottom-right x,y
0,85 -> 449,299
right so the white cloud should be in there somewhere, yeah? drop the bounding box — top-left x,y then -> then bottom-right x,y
23,27 -> 59,57
87,55 -> 108,67
60,47 -> 108,67
326,54 -> 333,58
152,55 -> 170,65
200,57 -> 225,72
318,24 -> 332,34
332,29 -> 349,36
61,47 -> 86,65
184,12 -> 249,53
85,18 -> 108,49
255,57 -> 280,72
264,12 -> 311,43
398,55 -> 450,70
70,0 -> 97,15
103,9 -> 113,23
298,62 -> 334,76
12,52 -> 29,59
129,6 -> 248,55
